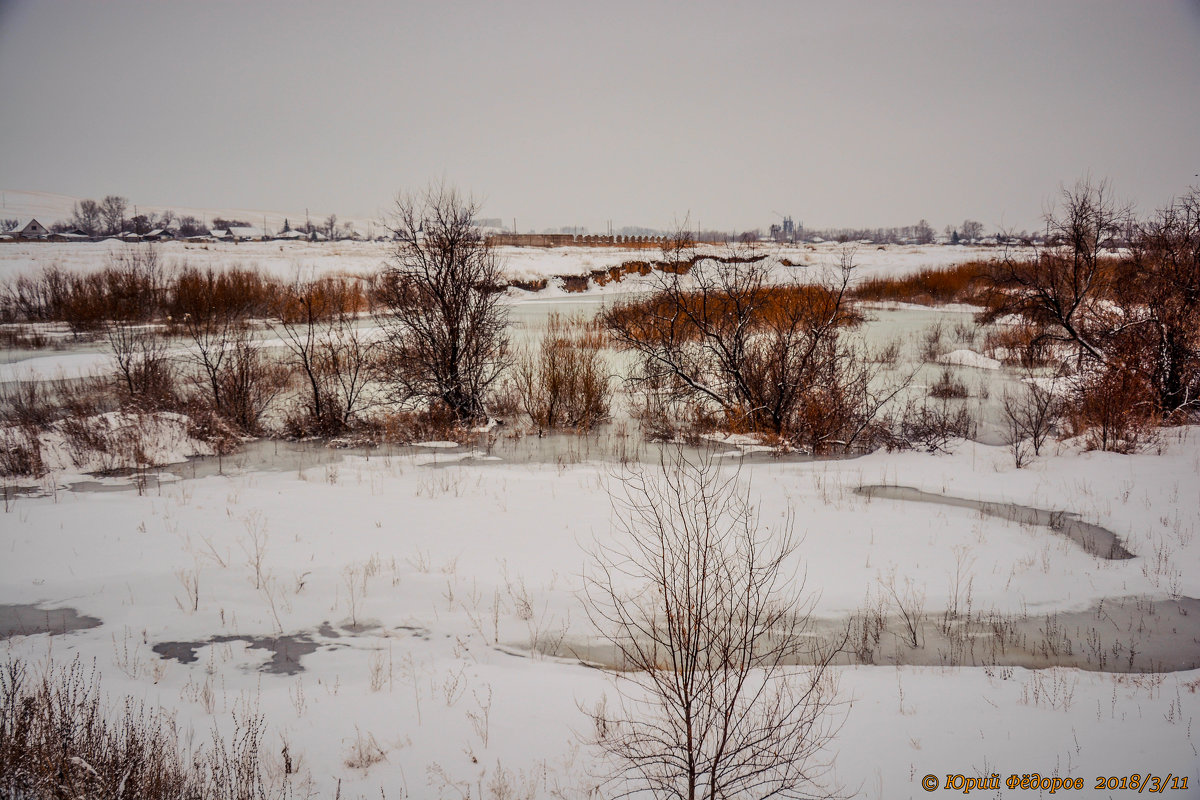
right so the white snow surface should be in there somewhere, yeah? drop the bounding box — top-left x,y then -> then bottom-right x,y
2,427 -> 1198,797
0,238 -> 1012,285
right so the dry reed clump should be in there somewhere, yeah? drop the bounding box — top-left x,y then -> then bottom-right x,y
0,657 -> 287,799
928,368 -> 970,399
359,406 -> 470,446
0,249 -> 307,333
0,426 -> 44,478
514,313 -> 612,431
850,261 -> 992,306
981,322 -> 1055,367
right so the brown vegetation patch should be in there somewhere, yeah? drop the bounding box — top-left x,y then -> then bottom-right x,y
851,261 -> 992,306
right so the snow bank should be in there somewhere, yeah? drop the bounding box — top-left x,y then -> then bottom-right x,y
940,348 -> 1001,369
3,410 -> 213,480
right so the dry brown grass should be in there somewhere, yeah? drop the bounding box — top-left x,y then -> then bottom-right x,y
606,283 -> 862,344
850,261 -> 991,306
0,657 -> 283,799
514,313 -> 612,431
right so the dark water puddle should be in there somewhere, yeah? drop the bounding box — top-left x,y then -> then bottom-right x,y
856,484 -> 1134,560
153,634 -> 320,676
152,620 -> 418,675
0,603 -> 102,639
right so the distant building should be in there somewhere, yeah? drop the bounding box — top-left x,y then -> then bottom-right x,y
227,226 -> 266,241
48,230 -> 89,242
18,219 -> 50,239
769,216 -> 798,243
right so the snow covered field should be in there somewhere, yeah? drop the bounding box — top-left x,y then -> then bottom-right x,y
1,239 -> 1197,798
2,427 -> 1198,797
0,238 -> 1006,286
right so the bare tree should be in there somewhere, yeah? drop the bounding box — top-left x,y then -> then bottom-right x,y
960,219 -> 985,242
982,178 -> 1198,445
913,219 -> 935,245
981,177 -> 1130,365
375,184 -> 510,422
585,448 -> 844,800
71,200 -> 102,236
176,215 -> 206,237
100,195 -> 128,235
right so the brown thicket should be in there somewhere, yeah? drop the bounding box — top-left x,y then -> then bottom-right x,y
0,249 -> 290,332
979,179 -> 1199,449
605,242 -> 905,452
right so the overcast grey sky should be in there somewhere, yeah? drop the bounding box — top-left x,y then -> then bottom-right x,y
1,0 -> 1197,232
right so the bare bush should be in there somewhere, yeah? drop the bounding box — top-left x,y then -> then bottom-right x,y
585,448 -> 843,800
880,568 -> 926,649
928,368 -> 969,399
514,312 -> 611,431
897,397 -> 974,453
107,323 -> 175,404
1002,371 -> 1062,466
177,288 -> 288,433
215,329 -> 290,433
0,657 -> 286,799
606,242 -> 898,453
273,275 -> 378,435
